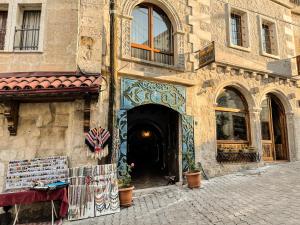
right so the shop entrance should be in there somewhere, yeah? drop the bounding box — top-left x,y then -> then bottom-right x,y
127,104 -> 180,189
261,94 -> 289,161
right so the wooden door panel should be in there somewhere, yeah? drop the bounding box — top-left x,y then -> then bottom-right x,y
262,142 -> 273,161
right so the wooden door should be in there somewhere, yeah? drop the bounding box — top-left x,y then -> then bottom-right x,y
261,95 -> 289,161
272,96 -> 289,161
261,97 -> 275,161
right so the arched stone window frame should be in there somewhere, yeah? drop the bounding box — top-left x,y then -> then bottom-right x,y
215,87 -> 251,146
121,0 -> 185,69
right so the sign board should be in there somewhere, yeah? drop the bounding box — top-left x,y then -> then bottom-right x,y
199,41 -> 215,69
296,55 -> 300,75
6,156 -> 68,190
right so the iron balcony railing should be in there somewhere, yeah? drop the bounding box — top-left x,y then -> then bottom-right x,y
13,26 -> 40,51
0,28 -> 6,50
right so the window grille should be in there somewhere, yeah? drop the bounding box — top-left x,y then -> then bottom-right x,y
14,10 -> 41,50
0,11 -> 7,50
230,13 -> 243,46
262,24 -> 272,54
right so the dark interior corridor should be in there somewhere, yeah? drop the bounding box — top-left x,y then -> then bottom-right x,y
127,104 -> 179,189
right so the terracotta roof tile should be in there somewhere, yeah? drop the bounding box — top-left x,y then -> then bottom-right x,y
0,73 -> 101,96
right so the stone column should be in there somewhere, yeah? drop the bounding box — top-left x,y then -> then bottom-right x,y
286,112 -> 296,161
173,31 -> 185,69
120,16 -> 132,60
249,108 -> 262,160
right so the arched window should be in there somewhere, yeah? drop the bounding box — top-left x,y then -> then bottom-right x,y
215,88 -> 250,143
131,4 -> 174,65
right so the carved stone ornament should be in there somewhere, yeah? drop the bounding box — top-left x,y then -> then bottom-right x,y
121,78 -> 186,113
4,101 -> 19,136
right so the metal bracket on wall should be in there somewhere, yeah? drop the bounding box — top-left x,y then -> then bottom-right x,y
4,101 -> 19,136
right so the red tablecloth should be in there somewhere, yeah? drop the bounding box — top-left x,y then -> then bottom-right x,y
0,188 -> 68,217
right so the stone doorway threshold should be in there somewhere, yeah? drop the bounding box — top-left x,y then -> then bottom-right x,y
263,160 -> 289,166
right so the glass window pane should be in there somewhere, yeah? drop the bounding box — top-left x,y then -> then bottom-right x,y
260,99 -> 271,140
262,24 -> 272,54
217,89 -> 246,110
153,7 -> 172,52
0,11 -> 8,50
132,6 -> 149,46
216,111 -> 248,141
231,13 -> 242,46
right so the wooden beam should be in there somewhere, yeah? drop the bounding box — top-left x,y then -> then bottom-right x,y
84,96 -> 92,133
4,101 -> 19,136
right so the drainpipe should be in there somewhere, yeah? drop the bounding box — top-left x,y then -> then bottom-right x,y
107,0 -> 118,163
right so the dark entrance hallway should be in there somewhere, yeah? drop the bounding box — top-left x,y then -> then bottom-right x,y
127,104 -> 179,189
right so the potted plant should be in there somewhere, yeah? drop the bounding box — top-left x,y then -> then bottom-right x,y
118,163 -> 134,207
185,152 -> 201,188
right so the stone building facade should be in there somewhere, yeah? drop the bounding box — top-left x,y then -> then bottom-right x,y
0,0 -> 105,193
0,0 -> 300,194
102,0 -> 300,183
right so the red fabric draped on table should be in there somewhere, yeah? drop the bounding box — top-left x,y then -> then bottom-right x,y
0,188 -> 68,217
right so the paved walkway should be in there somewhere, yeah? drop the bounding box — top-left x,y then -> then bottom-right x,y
66,162 -> 300,225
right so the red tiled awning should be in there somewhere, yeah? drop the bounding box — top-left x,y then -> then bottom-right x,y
0,72 -> 101,98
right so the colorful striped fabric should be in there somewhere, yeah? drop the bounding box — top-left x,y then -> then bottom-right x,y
85,127 -> 110,153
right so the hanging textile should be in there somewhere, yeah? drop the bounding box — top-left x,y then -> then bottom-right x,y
85,127 -> 110,159
68,164 -> 120,221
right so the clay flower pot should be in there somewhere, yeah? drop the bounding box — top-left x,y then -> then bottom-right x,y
186,171 -> 201,188
119,186 -> 134,207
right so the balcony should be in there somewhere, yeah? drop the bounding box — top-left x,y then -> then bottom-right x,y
13,27 -> 40,51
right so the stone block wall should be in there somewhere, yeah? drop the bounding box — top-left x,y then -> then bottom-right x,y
0,0 -> 79,73
191,64 -> 300,177
0,100 -> 100,192
211,0 -> 296,76
292,12 -> 300,56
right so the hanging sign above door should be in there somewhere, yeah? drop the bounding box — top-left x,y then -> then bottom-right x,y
198,41 -> 215,69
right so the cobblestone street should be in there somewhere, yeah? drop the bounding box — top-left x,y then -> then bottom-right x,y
66,162 -> 300,225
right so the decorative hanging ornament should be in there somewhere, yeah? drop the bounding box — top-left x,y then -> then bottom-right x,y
85,127 -> 111,160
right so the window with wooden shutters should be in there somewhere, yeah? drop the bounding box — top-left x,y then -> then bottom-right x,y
14,10 -> 41,51
131,4 -> 174,65
0,11 -> 7,50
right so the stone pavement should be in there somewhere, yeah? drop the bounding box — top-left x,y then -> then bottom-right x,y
65,162 -> 300,225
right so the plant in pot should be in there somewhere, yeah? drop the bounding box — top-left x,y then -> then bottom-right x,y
118,163 -> 134,207
185,152 -> 201,188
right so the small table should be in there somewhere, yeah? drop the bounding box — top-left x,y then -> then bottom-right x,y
0,188 -> 68,225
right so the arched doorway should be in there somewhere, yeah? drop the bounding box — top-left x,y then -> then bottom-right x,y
127,104 -> 180,189
260,94 -> 289,161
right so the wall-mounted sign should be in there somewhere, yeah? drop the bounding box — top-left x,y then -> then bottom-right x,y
199,41 -> 215,69
296,55 -> 300,75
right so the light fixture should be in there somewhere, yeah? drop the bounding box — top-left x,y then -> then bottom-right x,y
141,130 -> 151,138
